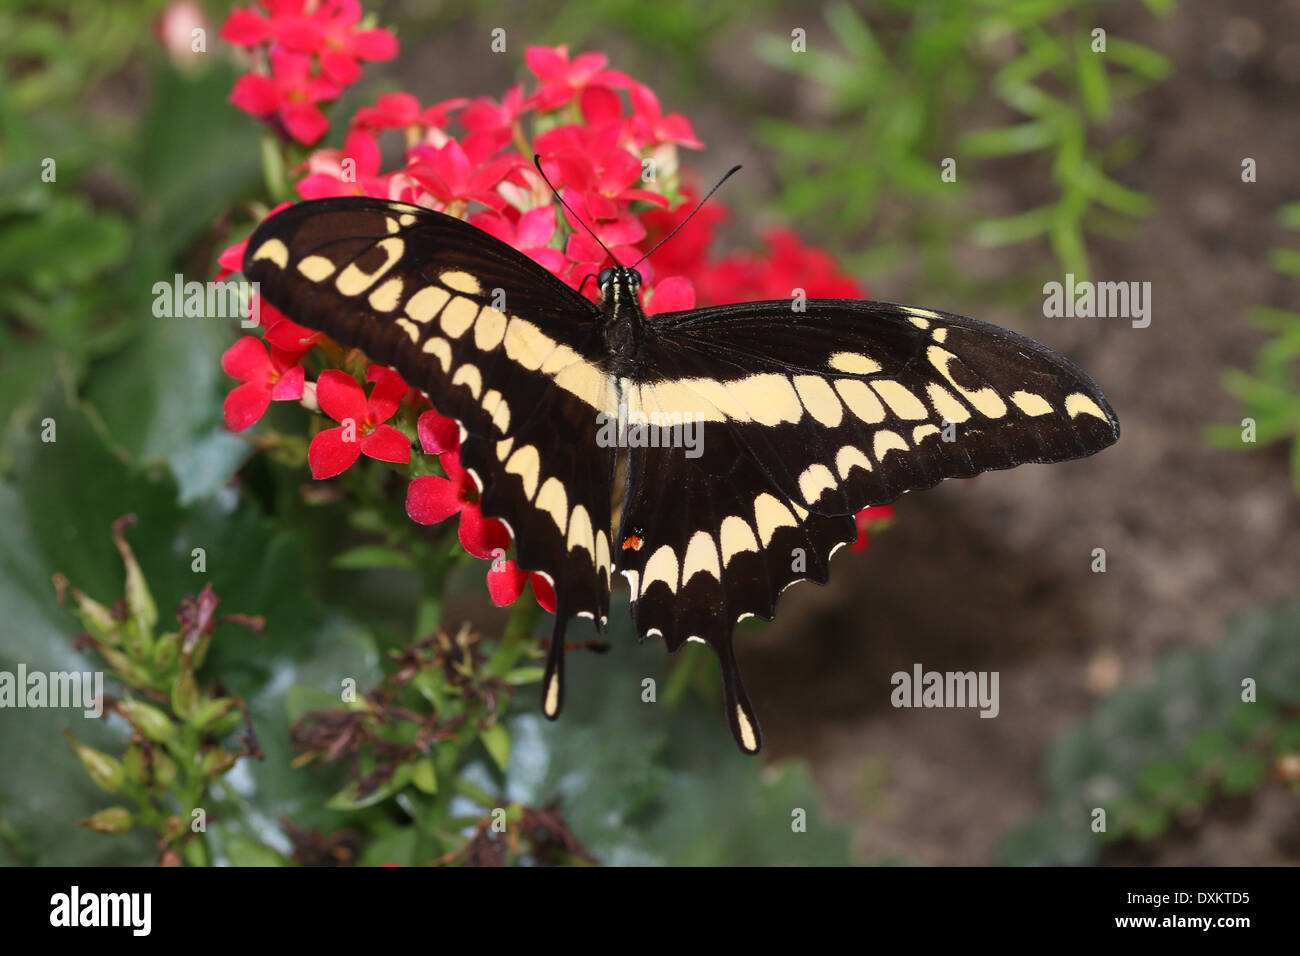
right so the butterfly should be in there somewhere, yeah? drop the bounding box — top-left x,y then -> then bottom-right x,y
241,188 -> 1119,754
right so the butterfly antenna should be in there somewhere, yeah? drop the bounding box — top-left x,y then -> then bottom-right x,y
534,154 -> 621,268
631,164 -> 741,271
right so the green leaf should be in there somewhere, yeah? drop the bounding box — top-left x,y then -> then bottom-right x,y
331,545 -> 415,571
480,724 -> 511,771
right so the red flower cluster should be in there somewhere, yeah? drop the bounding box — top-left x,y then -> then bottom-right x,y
213,3 -> 882,614
222,0 -> 398,144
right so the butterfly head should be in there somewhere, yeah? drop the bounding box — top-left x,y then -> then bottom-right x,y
597,266 -> 642,307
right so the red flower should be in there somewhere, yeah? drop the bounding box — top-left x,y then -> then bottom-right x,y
626,82 -> 703,150
486,559 -> 556,614
298,127 -> 389,199
405,451 -> 509,559
229,46 -> 343,145
276,0 -> 398,87
459,84 -> 528,151
525,45 -> 631,111
351,91 -> 422,130
535,125 -> 668,216
417,409 -> 460,455
221,336 -> 306,431
308,368 -> 411,479
698,228 -> 864,305
406,139 -> 523,212
469,206 -> 566,274
850,505 -> 895,552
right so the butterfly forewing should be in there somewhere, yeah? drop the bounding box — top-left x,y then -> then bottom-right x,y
242,198 -> 618,636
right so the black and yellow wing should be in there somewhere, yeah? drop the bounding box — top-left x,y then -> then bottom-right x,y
615,299 -> 1119,751
242,198 -> 618,717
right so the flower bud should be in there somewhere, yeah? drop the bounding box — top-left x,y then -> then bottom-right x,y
171,670 -> 198,719
65,732 -> 125,794
80,806 -> 134,834
118,698 -> 175,743
112,516 -> 158,636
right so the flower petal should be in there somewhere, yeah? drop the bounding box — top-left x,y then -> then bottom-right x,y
308,426 -> 362,479
366,367 -> 407,423
359,423 -> 411,464
270,364 -> 306,401
223,381 -> 273,432
486,559 -> 528,606
458,505 -> 510,560
315,369 -> 368,425
529,573 -> 557,614
418,410 -> 461,454
405,475 -> 462,525
221,336 -> 273,383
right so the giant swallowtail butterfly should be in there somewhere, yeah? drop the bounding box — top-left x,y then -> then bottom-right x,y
242,191 -> 1119,754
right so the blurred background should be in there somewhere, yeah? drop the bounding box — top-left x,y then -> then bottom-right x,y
1,0 -> 1298,866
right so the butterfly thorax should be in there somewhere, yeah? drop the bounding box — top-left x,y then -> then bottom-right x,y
598,266 -> 646,373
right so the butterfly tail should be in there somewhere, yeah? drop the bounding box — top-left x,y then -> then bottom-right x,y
541,613 -> 567,720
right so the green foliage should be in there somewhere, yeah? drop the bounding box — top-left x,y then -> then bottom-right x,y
756,1 -> 1173,284
1000,602 -> 1300,865
1207,202 -> 1300,494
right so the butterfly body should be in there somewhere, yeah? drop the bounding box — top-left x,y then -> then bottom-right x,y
243,196 -> 1120,754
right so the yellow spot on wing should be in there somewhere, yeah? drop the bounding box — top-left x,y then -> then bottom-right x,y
834,379 -> 886,423
926,383 -> 970,423
396,319 -> 420,343
726,375 -> 803,425
1011,390 -> 1054,416
753,493 -> 797,546
566,505 -> 594,555
682,531 -> 721,583
440,270 -> 482,295
835,445 -> 872,480
368,277 -> 404,313
798,463 -> 837,504
793,376 -> 844,427
535,477 -> 568,533
505,445 -> 541,500
296,255 -> 335,281
912,424 -> 940,443
873,430 -> 909,462
735,705 -> 758,752
642,545 -> 680,594
481,389 -> 510,434
829,352 -> 882,375
420,336 -> 452,372
543,673 -> 560,717
927,346 -> 1007,418
474,305 -> 508,351
335,237 -> 403,295
407,286 -> 450,323
451,364 -> 482,398
719,516 -> 759,563
872,380 -> 929,420
440,297 -> 478,338
251,238 -> 289,269
1065,393 -> 1108,421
